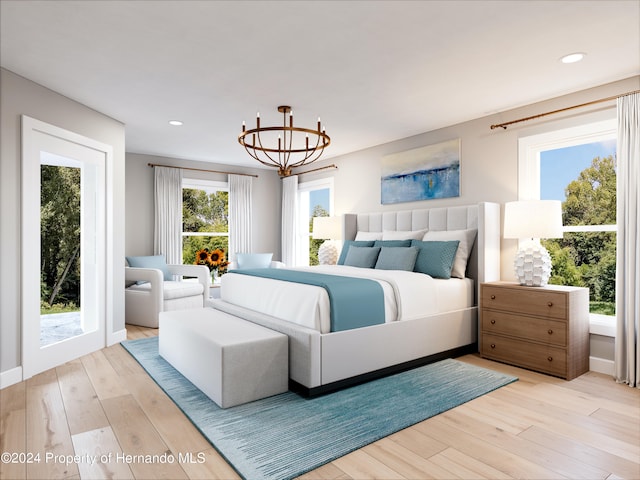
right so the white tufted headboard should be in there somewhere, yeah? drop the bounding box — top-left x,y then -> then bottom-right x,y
342,202 -> 501,304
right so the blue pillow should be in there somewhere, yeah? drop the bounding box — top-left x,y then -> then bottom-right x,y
343,246 -> 381,268
373,240 -> 412,248
236,253 -> 273,269
411,240 -> 460,279
338,240 -> 375,265
375,247 -> 419,271
126,255 -> 172,281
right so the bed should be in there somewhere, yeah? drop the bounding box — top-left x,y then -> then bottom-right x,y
212,202 -> 501,395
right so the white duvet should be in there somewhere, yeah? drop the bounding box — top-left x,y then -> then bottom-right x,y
219,265 -> 474,334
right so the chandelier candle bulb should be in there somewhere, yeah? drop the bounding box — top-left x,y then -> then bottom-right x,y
238,104 -> 330,176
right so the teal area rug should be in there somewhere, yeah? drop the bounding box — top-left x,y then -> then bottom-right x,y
121,336 -> 517,480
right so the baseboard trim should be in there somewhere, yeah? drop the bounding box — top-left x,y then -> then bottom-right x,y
0,366 -> 23,390
590,356 -> 614,376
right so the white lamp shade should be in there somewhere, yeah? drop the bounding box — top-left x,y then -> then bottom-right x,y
504,200 -> 563,239
312,216 -> 342,240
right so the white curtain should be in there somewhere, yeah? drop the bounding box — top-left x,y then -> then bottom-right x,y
154,166 -> 183,265
281,175 -> 298,267
228,174 -> 253,261
615,92 -> 640,388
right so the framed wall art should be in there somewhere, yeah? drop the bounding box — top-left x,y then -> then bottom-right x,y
381,138 -> 460,204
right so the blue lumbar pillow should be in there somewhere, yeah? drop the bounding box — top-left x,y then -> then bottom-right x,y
375,246 -> 419,271
236,253 -> 273,269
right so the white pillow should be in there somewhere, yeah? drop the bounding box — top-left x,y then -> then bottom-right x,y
422,229 -> 477,278
236,253 -> 273,269
382,229 -> 428,241
355,231 -> 383,241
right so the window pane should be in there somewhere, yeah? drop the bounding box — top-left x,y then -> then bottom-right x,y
182,236 -> 229,266
182,188 -> 228,233
308,188 -> 330,266
543,232 -> 616,315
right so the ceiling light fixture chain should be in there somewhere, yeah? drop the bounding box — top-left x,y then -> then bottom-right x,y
238,105 -> 331,177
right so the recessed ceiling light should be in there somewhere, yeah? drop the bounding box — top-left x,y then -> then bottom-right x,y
561,52 -> 586,64
168,120 -> 183,126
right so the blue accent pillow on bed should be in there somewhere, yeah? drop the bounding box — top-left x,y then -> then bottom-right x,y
343,246 -> 381,268
410,240 -> 460,279
375,246 -> 419,271
373,240 -> 412,248
125,255 -> 172,281
338,240 -> 375,265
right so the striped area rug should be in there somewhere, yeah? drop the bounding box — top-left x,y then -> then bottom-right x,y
122,336 -> 517,480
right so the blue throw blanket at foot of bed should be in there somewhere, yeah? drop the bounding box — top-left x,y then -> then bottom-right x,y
230,268 -> 385,332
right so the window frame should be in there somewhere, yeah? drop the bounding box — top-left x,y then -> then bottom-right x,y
517,117 -> 617,336
296,177 -> 334,266
181,178 -> 230,261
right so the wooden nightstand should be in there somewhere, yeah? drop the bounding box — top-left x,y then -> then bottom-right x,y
480,281 -> 590,380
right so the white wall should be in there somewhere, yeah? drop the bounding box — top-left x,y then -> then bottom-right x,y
125,153 -> 282,259
0,68 -> 126,380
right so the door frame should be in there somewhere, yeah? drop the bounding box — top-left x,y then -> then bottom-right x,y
21,115 -> 114,379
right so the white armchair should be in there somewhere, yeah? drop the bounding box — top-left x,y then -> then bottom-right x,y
125,263 -> 210,328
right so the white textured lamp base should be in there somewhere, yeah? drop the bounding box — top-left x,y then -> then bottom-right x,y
514,240 -> 552,287
318,241 -> 338,265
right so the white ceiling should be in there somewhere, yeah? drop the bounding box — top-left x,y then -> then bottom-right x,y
1,1 -> 638,170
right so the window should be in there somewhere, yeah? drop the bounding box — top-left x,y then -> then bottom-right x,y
519,118 -> 617,324
182,179 -> 229,265
296,178 -> 334,266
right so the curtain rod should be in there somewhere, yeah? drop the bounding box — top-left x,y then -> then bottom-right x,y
490,89 -> 640,130
147,162 -> 258,178
290,163 -> 338,177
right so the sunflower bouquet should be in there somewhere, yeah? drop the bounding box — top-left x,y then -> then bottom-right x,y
194,248 -> 229,280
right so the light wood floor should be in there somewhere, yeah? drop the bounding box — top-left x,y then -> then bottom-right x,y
1,325 -> 639,480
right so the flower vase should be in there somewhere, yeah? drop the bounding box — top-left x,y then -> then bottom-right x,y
211,270 -> 218,284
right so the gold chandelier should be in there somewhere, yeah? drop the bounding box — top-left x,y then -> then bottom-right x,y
238,105 -> 331,177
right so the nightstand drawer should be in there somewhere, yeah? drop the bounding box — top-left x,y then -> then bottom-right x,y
482,285 -> 567,319
482,333 -> 567,377
482,310 -> 567,346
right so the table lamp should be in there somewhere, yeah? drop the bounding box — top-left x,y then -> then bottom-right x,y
312,216 -> 342,265
503,200 -> 563,287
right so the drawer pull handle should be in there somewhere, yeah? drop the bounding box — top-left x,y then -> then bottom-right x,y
491,295 -> 496,300
490,319 -> 496,325
490,344 -> 496,349
547,302 -> 553,307
547,356 -> 553,362
548,329 -> 553,335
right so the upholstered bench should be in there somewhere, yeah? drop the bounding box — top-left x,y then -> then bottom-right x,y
159,308 -> 288,408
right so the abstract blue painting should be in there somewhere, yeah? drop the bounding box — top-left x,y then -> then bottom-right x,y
381,139 -> 460,204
